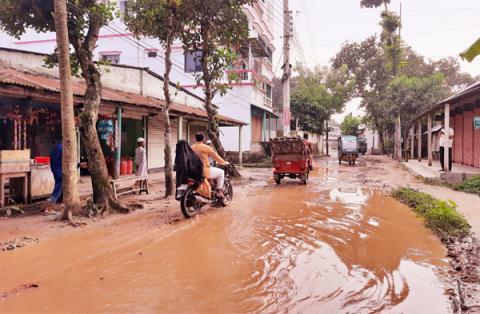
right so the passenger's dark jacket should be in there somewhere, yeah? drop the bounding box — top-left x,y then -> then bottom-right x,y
174,140 -> 203,187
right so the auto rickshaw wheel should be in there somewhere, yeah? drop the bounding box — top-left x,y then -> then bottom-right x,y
274,174 -> 281,185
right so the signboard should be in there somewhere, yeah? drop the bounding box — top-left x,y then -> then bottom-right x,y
474,116 -> 480,130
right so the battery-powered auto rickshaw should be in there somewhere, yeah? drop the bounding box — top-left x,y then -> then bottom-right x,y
271,137 -> 311,185
338,135 -> 359,165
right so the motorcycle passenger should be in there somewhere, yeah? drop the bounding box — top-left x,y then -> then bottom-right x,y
191,133 -> 229,198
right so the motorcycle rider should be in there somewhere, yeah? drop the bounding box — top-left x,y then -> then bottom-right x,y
191,132 -> 229,198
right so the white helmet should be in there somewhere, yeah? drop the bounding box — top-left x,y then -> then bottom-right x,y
137,137 -> 145,143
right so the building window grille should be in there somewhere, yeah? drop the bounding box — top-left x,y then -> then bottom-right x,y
100,53 -> 121,65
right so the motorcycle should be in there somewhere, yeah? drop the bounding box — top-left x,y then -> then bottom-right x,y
176,164 -> 233,218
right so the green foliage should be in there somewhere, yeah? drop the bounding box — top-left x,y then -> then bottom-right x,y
291,65 -> 355,134
456,176 -> 480,196
392,188 -> 470,239
360,0 -> 390,9
180,0 -> 254,96
259,141 -> 272,157
460,38 -> 480,63
340,113 -> 362,135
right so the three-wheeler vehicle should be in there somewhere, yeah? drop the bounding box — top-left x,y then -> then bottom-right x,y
338,135 -> 359,165
271,137 -> 311,185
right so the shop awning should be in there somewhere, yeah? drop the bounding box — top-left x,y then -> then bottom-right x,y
0,66 -> 245,126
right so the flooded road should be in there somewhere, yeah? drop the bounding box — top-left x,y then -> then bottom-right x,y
0,160 -> 452,313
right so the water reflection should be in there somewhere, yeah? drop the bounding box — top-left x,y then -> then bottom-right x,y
0,167 -> 451,314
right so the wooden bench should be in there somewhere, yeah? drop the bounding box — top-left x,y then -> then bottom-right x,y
110,175 -> 149,199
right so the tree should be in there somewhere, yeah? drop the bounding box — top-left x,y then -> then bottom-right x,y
0,0 -> 129,214
180,0 -> 254,177
291,65 -> 355,134
340,113 -> 362,136
53,0 -> 80,221
125,0 -> 189,197
333,36 -> 476,155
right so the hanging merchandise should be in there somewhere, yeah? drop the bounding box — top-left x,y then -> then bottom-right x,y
97,119 -> 116,151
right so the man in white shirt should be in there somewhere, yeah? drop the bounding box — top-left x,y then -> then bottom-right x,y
439,122 -> 454,171
135,137 -> 148,177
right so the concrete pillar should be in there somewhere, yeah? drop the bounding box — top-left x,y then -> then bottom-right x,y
177,116 -> 183,141
445,103 -> 451,173
410,126 -> 414,160
114,107 -> 122,179
238,125 -> 243,167
262,112 -> 267,142
427,113 -> 433,166
418,119 -> 422,162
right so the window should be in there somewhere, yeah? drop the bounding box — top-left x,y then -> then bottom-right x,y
184,51 -> 203,73
100,53 -> 121,64
264,82 -> 272,100
119,0 -> 127,19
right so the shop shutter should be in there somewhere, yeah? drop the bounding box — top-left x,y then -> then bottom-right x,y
454,113 -> 463,163
148,115 -> 165,170
464,111 -> 474,166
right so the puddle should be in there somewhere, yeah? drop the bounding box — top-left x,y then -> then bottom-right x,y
0,167 -> 451,313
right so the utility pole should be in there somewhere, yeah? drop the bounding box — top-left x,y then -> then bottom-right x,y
54,0 -> 81,219
282,0 -> 291,137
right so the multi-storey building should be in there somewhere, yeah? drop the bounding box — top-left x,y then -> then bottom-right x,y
0,0 -> 277,153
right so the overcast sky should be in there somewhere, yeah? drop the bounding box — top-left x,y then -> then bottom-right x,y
270,0 -> 480,122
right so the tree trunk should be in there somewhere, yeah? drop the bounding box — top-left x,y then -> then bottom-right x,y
201,23 -> 240,177
54,0 -> 81,219
394,114 -> 402,161
163,17 -> 174,197
325,120 -> 329,156
377,128 -> 385,153
78,65 -> 129,214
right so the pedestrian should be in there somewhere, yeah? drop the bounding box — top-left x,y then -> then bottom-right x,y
439,121 -> 454,171
49,139 -> 63,204
135,137 -> 148,177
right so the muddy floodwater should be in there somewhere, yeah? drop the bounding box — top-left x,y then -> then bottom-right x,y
0,165 -> 452,313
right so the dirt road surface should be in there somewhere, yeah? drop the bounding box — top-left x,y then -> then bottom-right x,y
0,155 -> 476,313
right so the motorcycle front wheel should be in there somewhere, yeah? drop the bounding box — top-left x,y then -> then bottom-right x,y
180,186 -> 202,218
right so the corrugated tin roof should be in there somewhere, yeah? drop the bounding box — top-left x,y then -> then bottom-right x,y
0,66 -> 246,126
412,81 -> 480,122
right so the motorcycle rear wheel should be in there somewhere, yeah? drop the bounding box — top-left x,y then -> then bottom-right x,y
180,186 -> 202,218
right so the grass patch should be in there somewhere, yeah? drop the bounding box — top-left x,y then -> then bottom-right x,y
455,175 -> 480,196
392,187 -> 470,239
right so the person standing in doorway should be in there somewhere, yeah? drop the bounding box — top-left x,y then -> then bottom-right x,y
135,137 -> 148,177
439,121 -> 454,171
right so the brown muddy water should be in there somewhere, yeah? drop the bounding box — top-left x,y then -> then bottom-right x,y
0,167 -> 452,313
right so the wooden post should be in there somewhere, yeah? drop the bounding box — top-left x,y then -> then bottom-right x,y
427,113 -> 432,166
418,119 -> 422,162
238,125 -> 243,167
13,119 -> 17,150
444,103 -> 451,173
410,126 -> 414,160
114,107 -> 122,179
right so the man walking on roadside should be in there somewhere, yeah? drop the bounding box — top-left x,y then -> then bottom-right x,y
439,121 -> 454,172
